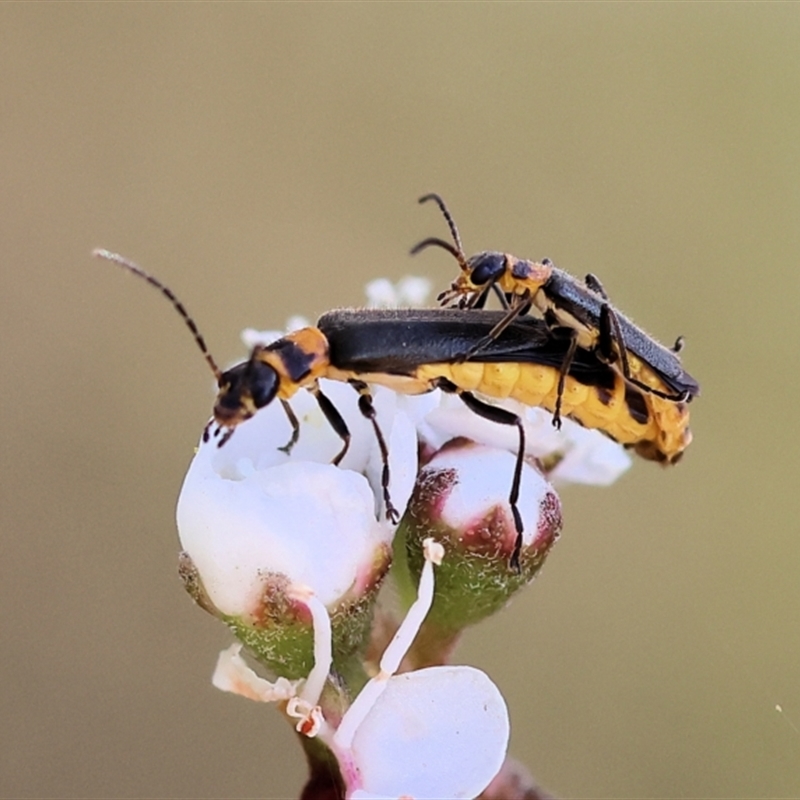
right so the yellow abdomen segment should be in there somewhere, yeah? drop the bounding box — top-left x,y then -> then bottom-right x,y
417,361 -> 690,463
635,395 -> 692,464
626,352 -> 677,396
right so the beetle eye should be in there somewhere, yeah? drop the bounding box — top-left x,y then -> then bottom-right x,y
249,361 -> 279,409
469,253 -> 506,286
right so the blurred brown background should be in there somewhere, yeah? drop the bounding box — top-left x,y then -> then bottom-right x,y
1,4 -> 798,798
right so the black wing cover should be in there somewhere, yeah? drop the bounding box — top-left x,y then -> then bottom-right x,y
318,308 -> 616,386
545,271 -> 700,397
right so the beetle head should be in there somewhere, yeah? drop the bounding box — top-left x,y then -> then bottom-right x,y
212,350 -> 281,435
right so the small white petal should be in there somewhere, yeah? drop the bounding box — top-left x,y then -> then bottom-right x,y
347,666 -> 509,799
423,393 -> 630,487
285,314 -> 311,333
241,317 -> 311,349
365,278 -> 399,308
396,391 -> 445,451
364,276 -> 432,309
423,395 -> 547,457
394,275 -> 432,306
423,394 -> 532,455
240,327 -> 284,349
212,644 -> 299,702
548,421 -> 632,485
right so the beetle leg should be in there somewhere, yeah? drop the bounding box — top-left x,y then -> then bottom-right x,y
584,272 -> 608,299
490,284 -> 511,310
597,303 -> 619,363
348,379 -> 400,524
468,287 -> 491,310
601,307 -> 689,402
459,292 -> 531,361
436,378 -> 526,573
308,381 -> 351,466
277,399 -> 301,455
624,376 -> 690,402
586,275 -> 693,401
217,426 -> 236,447
553,329 -> 579,429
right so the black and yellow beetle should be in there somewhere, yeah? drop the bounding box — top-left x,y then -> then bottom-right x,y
411,193 -> 700,411
95,249 -> 690,568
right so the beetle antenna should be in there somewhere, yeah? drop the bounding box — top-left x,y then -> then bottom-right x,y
415,193 -> 470,273
409,236 -> 462,261
93,248 -> 223,382
418,193 -> 463,253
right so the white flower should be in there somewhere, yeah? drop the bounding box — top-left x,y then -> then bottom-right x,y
423,392 -> 631,486
344,665 -> 509,800
365,276 -> 432,308
400,439 -> 562,626
548,420 -> 633,486
240,316 -> 310,349
212,539 -> 510,800
176,379 -> 417,615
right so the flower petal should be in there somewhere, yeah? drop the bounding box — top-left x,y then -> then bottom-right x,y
348,666 -> 509,800
177,447 -> 390,613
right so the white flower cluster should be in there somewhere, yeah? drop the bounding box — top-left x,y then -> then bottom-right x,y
176,278 -> 631,799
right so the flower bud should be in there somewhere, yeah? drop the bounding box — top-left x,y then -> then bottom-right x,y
175,380 -> 416,678
401,438 -> 562,633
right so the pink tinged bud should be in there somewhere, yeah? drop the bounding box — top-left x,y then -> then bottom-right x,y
177,454 -> 390,614
402,440 -> 562,631
411,440 -> 561,563
176,391 -> 411,676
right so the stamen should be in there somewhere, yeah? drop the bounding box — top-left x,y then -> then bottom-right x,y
333,539 -> 444,750
288,585 -> 332,708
